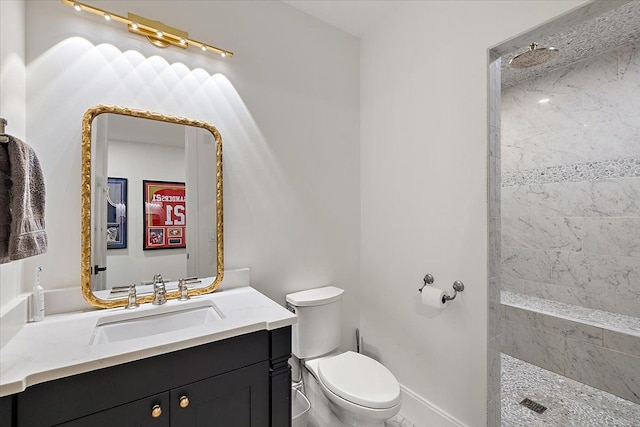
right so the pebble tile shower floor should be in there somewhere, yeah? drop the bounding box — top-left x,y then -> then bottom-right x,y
502,354 -> 640,426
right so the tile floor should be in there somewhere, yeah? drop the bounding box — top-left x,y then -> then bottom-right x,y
386,414 -> 416,427
501,353 -> 640,426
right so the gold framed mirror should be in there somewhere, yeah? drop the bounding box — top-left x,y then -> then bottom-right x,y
81,105 -> 223,308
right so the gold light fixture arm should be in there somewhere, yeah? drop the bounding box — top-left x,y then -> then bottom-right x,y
61,0 -> 234,58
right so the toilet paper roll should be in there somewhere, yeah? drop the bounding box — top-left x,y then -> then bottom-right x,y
420,286 -> 449,309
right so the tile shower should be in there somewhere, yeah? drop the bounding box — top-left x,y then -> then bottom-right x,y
500,38 -> 640,420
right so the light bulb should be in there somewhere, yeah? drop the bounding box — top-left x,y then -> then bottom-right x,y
180,38 -> 186,45
104,13 -> 111,21
73,4 -> 82,11
131,22 -> 139,29
201,45 -> 207,51
157,31 -> 163,38
221,52 -> 226,57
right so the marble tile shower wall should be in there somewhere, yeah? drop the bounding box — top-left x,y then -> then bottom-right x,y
501,42 -> 640,317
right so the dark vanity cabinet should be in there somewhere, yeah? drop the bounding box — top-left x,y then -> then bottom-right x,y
4,327 -> 291,427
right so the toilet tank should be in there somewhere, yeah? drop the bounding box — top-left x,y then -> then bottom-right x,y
286,286 -> 344,359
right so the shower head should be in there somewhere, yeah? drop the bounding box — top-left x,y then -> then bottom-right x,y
509,43 -> 559,69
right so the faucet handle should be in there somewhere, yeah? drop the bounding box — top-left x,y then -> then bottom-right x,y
125,284 -> 139,309
178,279 -> 190,301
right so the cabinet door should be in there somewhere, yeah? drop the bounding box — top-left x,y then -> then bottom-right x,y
55,392 -> 170,427
0,395 -> 14,426
171,361 -> 269,427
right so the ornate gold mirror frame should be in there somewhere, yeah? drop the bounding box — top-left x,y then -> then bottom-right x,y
81,105 -> 224,308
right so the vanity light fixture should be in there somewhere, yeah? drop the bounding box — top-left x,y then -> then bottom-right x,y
62,0 -> 234,58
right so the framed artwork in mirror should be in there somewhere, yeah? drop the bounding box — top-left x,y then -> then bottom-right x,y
143,180 -> 186,250
107,177 -> 127,249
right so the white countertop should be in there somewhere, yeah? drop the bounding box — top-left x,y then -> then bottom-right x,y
0,286 -> 296,397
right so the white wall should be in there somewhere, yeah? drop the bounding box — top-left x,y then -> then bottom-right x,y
359,1 -> 585,425
12,0 -> 360,348
0,0 -> 26,307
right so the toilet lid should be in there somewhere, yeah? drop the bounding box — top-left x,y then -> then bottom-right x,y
318,351 -> 401,409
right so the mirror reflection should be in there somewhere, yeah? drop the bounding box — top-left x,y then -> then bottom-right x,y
82,106 -> 223,308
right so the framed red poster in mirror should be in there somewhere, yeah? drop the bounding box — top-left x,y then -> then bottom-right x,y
143,180 -> 186,250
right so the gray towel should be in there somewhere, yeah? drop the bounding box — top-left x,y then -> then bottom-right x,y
0,135 -> 48,263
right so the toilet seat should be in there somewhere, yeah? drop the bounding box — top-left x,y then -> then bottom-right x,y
317,351 -> 401,409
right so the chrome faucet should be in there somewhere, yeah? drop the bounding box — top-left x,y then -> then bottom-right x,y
152,273 -> 167,305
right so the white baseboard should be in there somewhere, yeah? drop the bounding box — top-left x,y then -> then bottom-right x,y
398,384 -> 468,427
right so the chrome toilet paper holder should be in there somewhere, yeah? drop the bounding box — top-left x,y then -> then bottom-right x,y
418,274 -> 465,303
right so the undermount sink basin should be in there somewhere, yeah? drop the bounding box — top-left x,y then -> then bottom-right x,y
90,299 -> 224,345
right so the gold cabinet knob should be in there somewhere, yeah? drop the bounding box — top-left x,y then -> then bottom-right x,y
151,404 -> 162,418
179,395 -> 190,408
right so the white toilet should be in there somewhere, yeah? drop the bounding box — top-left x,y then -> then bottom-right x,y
286,286 -> 401,427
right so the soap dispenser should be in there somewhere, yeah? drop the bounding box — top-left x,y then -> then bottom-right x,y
32,266 -> 45,322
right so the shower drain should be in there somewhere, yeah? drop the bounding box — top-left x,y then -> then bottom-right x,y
519,398 -> 548,414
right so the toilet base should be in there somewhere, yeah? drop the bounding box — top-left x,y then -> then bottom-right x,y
326,400 -> 388,427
